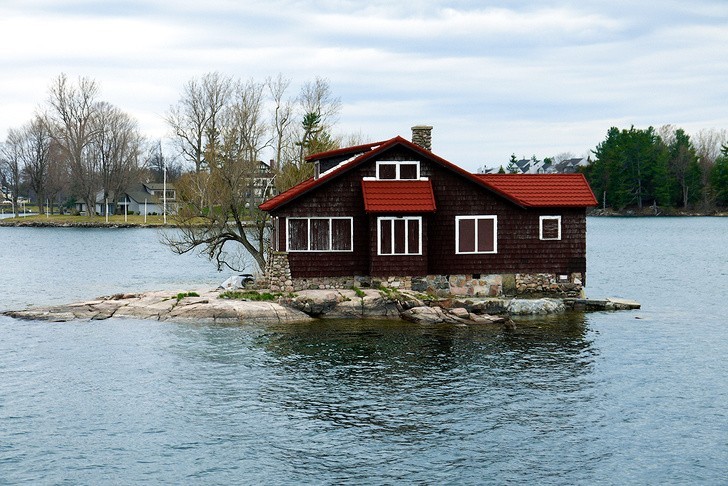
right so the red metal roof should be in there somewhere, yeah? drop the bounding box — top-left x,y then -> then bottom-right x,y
476,174 -> 598,207
258,175 -> 317,211
361,180 -> 436,213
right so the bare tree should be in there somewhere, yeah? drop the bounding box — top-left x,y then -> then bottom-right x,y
294,77 -> 341,165
694,128 -> 727,208
45,140 -> 69,214
267,73 -> 293,171
165,72 -> 233,173
146,141 -> 182,183
273,77 -> 342,192
163,78 -> 274,272
45,74 -> 101,215
1,130 -> 24,217
93,102 -> 144,214
17,116 -> 54,214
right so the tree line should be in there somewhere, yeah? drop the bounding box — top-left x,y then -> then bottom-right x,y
1,75 -> 149,217
0,73 -> 350,218
1,72 -> 357,271
583,125 -> 728,211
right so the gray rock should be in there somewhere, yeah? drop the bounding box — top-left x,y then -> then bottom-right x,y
449,307 -> 471,319
507,298 -> 566,315
280,290 -> 342,316
4,289 -> 313,325
400,306 -> 469,325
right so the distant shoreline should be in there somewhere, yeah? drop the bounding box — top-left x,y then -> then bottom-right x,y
588,208 -> 728,217
1,210 -> 726,228
0,219 -> 171,228
0,214 -> 171,228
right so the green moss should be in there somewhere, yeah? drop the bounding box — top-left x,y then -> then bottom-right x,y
176,291 -> 200,302
377,286 -> 402,299
351,286 -> 366,298
219,290 -> 276,301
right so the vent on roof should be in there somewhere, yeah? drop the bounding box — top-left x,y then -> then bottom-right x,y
411,125 -> 433,151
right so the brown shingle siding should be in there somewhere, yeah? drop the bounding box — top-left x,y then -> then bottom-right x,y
267,140 -> 590,280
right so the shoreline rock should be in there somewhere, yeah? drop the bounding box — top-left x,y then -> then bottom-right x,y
2,288 -> 640,327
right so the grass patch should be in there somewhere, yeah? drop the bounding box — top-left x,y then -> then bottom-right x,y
377,286 -> 401,299
219,290 -> 277,301
176,291 -> 200,302
351,286 -> 366,298
0,214 -> 173,225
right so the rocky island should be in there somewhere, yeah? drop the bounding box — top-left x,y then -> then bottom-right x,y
3,287 -> 640,327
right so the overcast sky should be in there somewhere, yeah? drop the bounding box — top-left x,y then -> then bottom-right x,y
1,0 -> 727,171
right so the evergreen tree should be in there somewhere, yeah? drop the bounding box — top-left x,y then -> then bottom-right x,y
587,126 -> 673,210
666,129 -> 702,208
710,145 -> 728,207
506,153 -> 519,174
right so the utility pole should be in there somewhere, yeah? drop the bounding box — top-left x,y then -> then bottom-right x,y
161,141 -> 167,225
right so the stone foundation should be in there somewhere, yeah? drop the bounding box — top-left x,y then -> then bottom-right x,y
263,251 -> 583,297
264,250 -> 294,293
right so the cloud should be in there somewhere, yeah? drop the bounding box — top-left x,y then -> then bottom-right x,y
1,0 -> 727,170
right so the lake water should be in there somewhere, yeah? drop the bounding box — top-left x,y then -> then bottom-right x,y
0,219 -> 726,484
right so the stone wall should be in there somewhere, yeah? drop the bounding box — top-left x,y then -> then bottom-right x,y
515,273 -> 583,297
263,251 -> 583,297
265,250 -> 294,293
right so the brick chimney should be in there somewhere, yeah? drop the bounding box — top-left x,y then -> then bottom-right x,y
411,125 -> 433,151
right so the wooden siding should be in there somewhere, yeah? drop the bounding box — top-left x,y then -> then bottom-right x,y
270,144 -> 588,280
368,216 -> 428,276
271,165 -> 369,278
426,164 -> 587,277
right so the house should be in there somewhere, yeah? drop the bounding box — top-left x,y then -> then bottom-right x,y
76,182 -> 178,215
248,160 -> 277,204
260,126 -> 598,297
120,182 -> 178,215
552,157 -> 589,174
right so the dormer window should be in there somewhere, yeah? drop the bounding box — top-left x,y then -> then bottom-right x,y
376,161 -> 419,180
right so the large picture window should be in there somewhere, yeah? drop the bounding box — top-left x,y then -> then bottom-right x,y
455,215 -> 497,254
378,216 -> 421,255
376,161 -> 420,180
287,217 -> 353,252
539,215 -> 561,240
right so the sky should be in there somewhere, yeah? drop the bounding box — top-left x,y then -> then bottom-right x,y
1,0 -> 727,171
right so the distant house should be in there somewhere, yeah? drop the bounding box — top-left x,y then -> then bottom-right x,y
249,160 -> 277,204
506,157 -> 588,175
552,157 -> 589,174
118,182 -> 178,215
260,126 -> 598,296
76,182 -> 178,215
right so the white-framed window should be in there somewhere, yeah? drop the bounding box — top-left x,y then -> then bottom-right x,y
455,215 -> 497,254
376,160 -> 420,180
539,215 -> 561,240
377,216 -> 422,255
287,217 -> 353,252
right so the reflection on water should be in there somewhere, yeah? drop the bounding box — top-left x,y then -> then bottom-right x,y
257,315 -> 594,438
102,315 -> 596,484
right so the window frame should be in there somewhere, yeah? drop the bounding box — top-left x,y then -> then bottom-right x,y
377,216 -> 422,256
455,215 -> 498,254
539,215 -> 562,240
286,217 -> 354,252
375,160 -> 420,180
